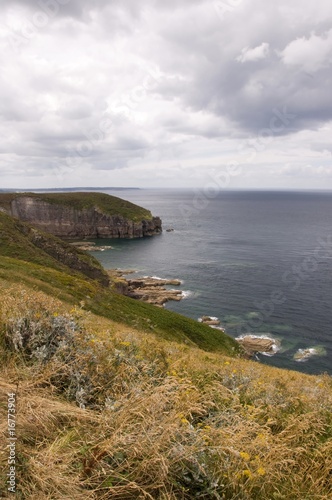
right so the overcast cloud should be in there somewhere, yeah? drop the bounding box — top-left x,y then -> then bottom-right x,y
0,0 -> 332,189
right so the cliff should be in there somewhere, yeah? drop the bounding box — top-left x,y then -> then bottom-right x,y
0,192 -> 162,239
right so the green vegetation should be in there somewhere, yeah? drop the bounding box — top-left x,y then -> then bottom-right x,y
0,211 -> 239,354
0,191 -> 153,222
0,211 -> 108,285
0,211 -> 331,499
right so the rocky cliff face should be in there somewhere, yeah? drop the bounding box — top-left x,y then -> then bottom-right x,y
8,196 -> 162,239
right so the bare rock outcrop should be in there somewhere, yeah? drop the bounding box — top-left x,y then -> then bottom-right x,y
109,270 -> 183,306
236,336 -> 280,355
9,196 -> 161,239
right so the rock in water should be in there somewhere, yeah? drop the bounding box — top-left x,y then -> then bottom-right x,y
236,336 -> 279,355
200,316 -> 221,326
109,270 -> 183,307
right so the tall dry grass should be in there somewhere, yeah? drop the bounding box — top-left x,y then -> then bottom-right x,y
1,285 -> 331,499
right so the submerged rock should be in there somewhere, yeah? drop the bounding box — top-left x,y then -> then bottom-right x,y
293,346 -> 326,362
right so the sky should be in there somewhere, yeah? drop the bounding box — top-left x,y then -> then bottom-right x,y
0,0 -> 332,190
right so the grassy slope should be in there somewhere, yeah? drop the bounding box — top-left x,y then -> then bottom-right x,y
0,286 -> 331,499
0,211 -> 104,269
0,192 -> 153,222
0,212 -> 331,499
0,211 -> 239,354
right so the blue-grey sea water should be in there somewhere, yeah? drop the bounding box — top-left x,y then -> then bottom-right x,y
90,189 -> 332,375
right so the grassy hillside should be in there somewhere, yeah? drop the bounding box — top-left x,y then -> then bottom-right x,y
0,192 -> 153,222
1,286 -> 331,499
0,212 -> 331,499
0,211 -> 239,354
0,211 -> 109,285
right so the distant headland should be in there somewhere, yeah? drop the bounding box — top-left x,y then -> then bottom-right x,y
0,191 -> 161,239
0,187 -> 140,192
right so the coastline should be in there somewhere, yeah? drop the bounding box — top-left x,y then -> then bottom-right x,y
109,269 -> 284,358
108,269 -> 183,307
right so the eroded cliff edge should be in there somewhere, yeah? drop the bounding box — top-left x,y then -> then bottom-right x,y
0,192 -> 162,239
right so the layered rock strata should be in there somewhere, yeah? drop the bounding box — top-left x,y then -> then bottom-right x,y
109,270 -> 183,306
236,336 -> 280,355
5,196 -> 162,239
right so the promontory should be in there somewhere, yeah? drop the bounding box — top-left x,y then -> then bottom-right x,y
0,192 -> 162,239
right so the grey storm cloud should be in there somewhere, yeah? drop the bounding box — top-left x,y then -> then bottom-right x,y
148,1 -> 332,135
0,0 -> 332,188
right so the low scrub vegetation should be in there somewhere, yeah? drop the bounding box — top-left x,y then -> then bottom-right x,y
1,285 -> 331,499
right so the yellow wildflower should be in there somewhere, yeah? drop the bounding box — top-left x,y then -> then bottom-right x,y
242,469 -> 252,479
257,467 -> 266,476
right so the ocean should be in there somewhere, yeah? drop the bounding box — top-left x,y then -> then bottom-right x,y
90,189 -> 332,376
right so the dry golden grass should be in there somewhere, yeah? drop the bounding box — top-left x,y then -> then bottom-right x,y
1,285 -> 332,499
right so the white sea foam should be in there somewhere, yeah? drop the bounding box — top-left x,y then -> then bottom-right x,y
262,340 -> 281,357
143,275 -> 183,284
293,346 -> 326,362
181,290 -> 193,299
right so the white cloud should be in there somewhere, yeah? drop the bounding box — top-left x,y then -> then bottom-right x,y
236,42 -> 270,63
280,29 -> 332,72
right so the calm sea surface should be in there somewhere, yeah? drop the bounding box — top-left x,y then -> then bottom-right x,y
90,189 -> 332,375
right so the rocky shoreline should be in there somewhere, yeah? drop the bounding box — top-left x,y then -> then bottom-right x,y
109,269 -> 183,307
70,241 -> 114,252
109,270 -> 282,357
